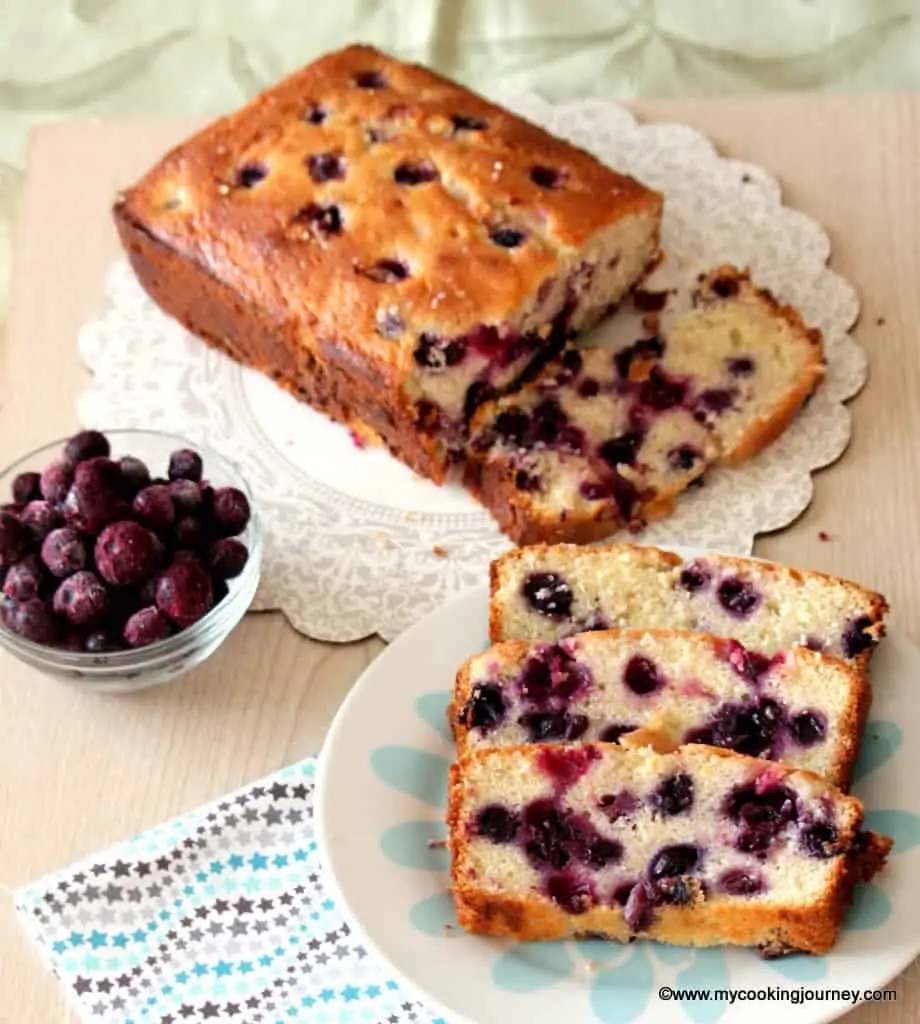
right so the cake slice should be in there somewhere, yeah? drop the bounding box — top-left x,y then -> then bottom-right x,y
114,44 -> 663,485
450,630 -> 870,789
465,266 -> 825,544
448,742 -> 891,953
489,542 -> 888,666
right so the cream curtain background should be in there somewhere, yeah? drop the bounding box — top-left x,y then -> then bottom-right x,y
2,0 -> 919,332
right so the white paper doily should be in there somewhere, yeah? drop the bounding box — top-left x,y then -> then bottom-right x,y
77,96 -> 865,643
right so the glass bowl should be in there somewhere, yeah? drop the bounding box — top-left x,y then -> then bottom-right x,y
0,429 -> 262,693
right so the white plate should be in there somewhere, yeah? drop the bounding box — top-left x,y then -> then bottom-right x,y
317,555 -> 920,1024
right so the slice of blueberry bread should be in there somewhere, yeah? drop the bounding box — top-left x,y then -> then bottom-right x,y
450,630 -> 870,789
114,45 -> 663,485
465,266 -> 824,544
448,742 -> 891,952
489,543 -> 888,666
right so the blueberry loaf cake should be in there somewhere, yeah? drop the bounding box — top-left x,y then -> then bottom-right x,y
448,742 -> 891,952
450,630 -> 870,789
465,266 -> 825,544
490,543 -> 888,665
114,45 -> 663,484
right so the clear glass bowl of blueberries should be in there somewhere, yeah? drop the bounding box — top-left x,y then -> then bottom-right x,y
0,429 -> 262,692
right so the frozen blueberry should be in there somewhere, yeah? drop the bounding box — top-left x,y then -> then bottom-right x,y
717,577 -> 761,618
206,538 -> 249,580
623,654 -> 663,696
74,456 -> 124,493
95,522 -> 160,587
85,630 -> 117,654
40,459 -> 74,504
3,556 -> 44,601
64,429 -> 111,464
168,480 -> 202,515
522,572 -> 573,620
652,773 -> 694,817
53,570 -> 109,628
124,606 -> 172,649
173,516 -> 203,551
3,597 -> 59,644
62,481 -> 128,535
155,560 -> 214,628
168,449 -> 203,482
20,501 -> 60,543
789,710 -> 827,746
649,844 -> 700,880
0,512 -> 27,569
474,805 -> 519,843
463,683 -> 506,732
133,485 -> 175,533
212,488 -> 251,537
11,472 -> 41,505
118,456 -> 151,494
41,527 -> 87,578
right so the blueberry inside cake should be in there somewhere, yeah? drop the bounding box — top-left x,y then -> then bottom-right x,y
451,629 -> 870,789
465,266 -> 825,544
448,743 -> 891,953
489,542 -> 888,665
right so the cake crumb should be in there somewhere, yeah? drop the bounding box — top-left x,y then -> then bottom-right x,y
818,530 -> 831,542
400,510 -> 417,522
741,173 -> 752,184
584,959 -> 600,974
442,924 -> 456,937
426,838 -> 448,849
373,531 -> 392,549
432,544 -> 448,559
348,429 -> 367,450
876,316 -> 886,326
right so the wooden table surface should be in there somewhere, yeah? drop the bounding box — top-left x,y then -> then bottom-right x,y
1,92 -> 918,1022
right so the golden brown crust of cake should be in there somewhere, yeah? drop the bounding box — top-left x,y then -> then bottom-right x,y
114,44 -> 662,484
488,542 -> 889,667
447,744 -> 889,954
449,628 -> 872,790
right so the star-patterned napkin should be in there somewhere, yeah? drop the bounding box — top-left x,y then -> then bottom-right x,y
14,758 -> 445,1024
